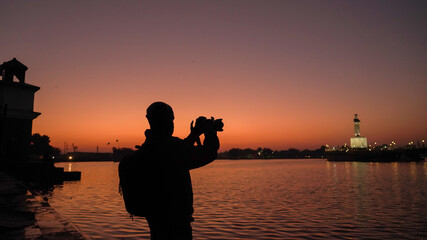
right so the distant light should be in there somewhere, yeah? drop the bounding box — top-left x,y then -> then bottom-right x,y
422,140 -> 425,143
69,156 -> 73,160
52,156 -> 55,159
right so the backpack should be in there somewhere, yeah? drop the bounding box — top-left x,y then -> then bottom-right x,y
118,148 -> 160,218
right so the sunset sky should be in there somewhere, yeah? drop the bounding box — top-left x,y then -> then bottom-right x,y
2,0 -> 426,152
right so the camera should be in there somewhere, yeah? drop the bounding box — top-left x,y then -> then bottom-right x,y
210,118 -> 224,132
194,116 -> 224,133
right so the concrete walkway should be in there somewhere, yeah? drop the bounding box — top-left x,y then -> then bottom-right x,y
0,172 -> 88,240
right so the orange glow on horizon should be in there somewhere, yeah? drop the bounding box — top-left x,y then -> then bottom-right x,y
2,1 -> 426,152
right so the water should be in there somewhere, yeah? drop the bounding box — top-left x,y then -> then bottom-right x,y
49,159 -> 427,239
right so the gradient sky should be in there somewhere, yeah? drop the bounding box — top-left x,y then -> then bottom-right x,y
2,0 -> 426,152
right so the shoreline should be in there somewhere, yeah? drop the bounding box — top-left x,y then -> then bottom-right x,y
0,171 -> 88,240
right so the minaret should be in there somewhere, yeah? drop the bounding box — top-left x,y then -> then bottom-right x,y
350,114 -> 367,149
0,58 -> 40,161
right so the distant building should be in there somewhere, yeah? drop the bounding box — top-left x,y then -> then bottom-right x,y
350,114 -> 367,148
0,58 -> 40,161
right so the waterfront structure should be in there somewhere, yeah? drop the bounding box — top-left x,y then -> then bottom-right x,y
0,58 -> 40,161
350,114 -> 367,148
326,114 -> 423,162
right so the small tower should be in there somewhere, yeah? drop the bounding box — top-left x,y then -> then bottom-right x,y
0,58 -> 40,162
353,114 -> 360,136
1,58 -> 28,83
350,114 -> 367,148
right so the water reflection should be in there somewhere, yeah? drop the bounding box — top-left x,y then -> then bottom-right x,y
49,160 -> 427,239
409,162 -> 416,182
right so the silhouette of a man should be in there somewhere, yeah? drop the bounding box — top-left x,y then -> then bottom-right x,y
137,102 -> 220,239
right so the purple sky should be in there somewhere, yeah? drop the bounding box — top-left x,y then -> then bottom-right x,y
1,0 -> 426,152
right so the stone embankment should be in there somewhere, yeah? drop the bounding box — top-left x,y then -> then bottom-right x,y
0,172 -> 87,240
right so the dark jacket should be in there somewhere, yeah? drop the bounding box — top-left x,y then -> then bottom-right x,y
135,129 -> 219,220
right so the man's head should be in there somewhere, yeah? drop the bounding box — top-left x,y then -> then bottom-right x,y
146,102 -> 174,136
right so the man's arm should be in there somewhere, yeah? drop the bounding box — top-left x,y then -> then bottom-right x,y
184,131 -> 219,170
184,130 -> 201,146
181,118 -> 220,170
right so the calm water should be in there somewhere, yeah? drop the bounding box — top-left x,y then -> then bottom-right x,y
49,159 -> 427,239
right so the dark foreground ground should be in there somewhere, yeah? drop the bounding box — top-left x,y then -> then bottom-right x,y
0,172 -> 87,240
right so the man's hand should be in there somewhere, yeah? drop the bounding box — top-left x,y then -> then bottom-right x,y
192,116 -> 208,135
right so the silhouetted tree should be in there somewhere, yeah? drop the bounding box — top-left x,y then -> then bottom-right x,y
287,148 -> 300,158
51,146 -> 61,156
260,148 -> 273,158
218,146 -> 326,159
228,148 -> 243,159
29,133 -> 57,160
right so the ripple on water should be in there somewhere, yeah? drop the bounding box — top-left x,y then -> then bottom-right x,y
49,160 -> 427,239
